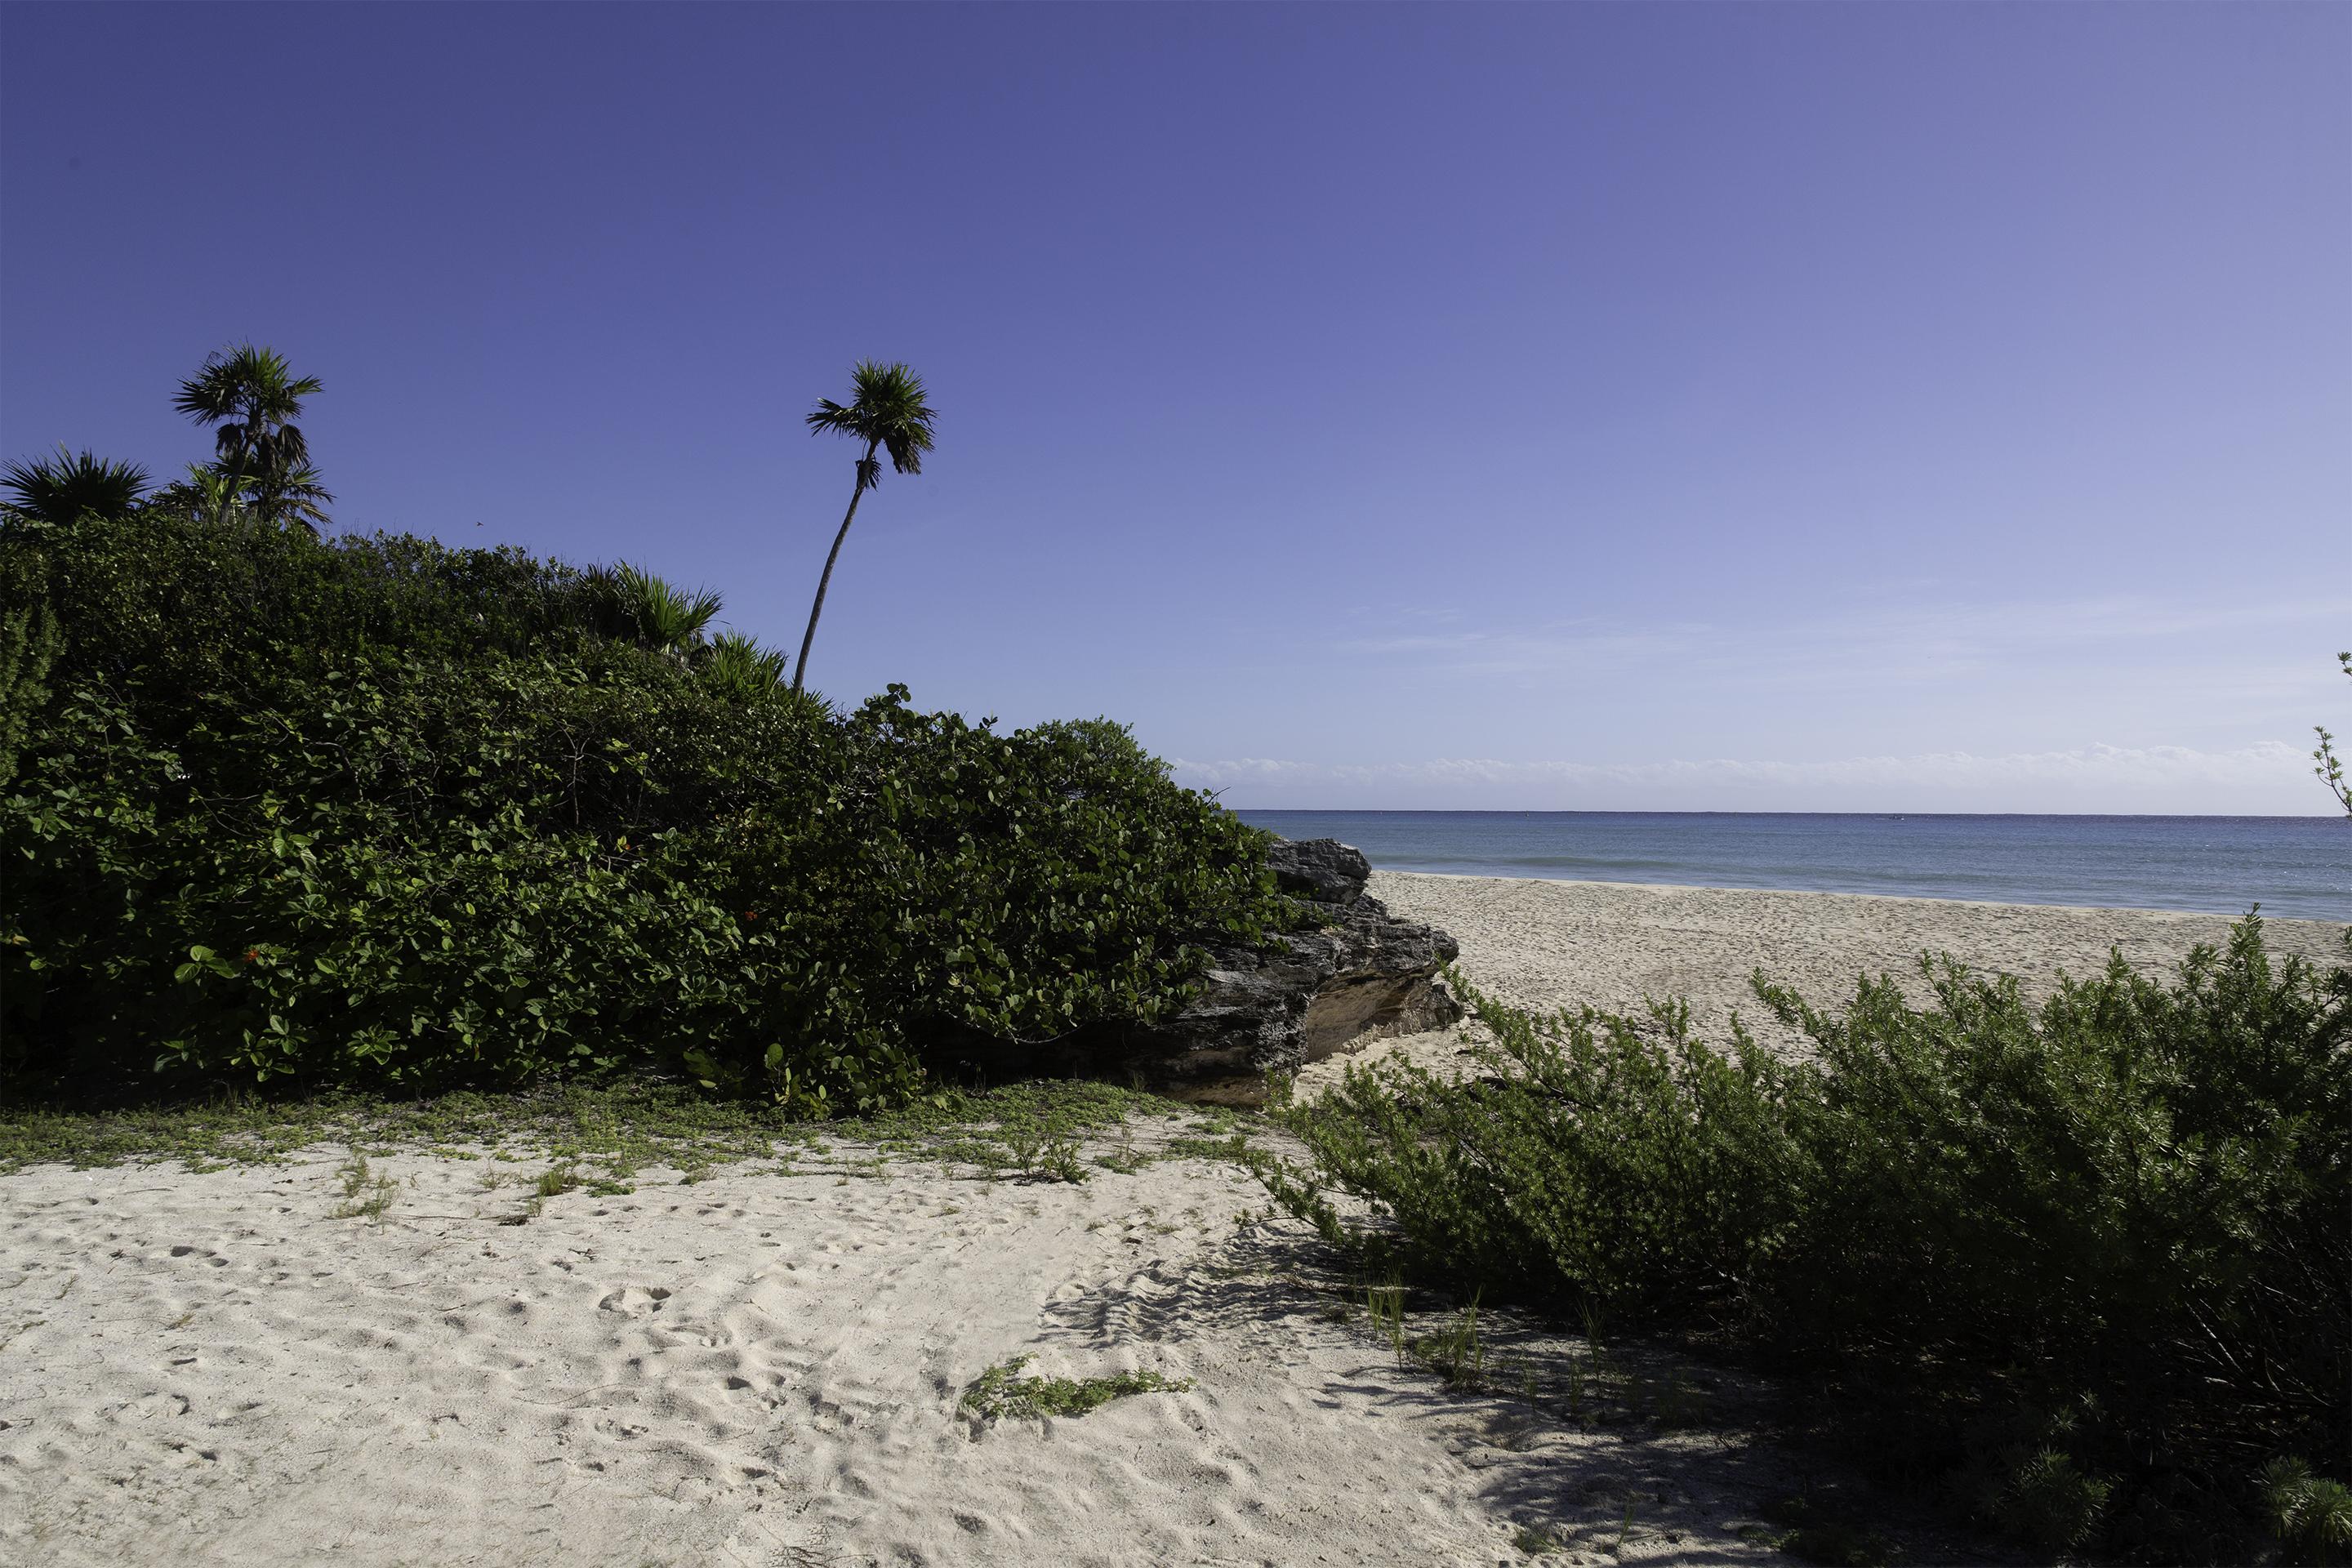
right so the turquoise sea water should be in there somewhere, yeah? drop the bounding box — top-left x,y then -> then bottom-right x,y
1234,811 -> 2352,920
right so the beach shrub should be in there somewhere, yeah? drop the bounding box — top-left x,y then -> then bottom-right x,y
0,507 -> 1291,1109
1254,988 -> 1806,1323
1260,924 -> 2352,1559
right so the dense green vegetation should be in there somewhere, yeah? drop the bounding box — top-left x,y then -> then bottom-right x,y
0,503 -> 1293,1110
1260,929 -> 2352,1562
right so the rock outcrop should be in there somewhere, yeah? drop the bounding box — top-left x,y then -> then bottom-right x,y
926,839 -> 1463,1104
1127,838 -> 1463,1103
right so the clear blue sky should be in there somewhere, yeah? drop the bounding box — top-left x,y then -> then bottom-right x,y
5,2 -> 2345,813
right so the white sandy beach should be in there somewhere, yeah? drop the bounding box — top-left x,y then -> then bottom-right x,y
1337,872 -> 2347,1072
5,878 -> 2341,1567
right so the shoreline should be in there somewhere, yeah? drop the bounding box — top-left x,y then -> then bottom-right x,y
1383,866 -> 2351,920
1238,809 -> 2351,922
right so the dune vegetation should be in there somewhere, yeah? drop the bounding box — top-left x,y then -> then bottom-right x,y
0,354 -> 1296,1111
1262,929 -> 2352,1563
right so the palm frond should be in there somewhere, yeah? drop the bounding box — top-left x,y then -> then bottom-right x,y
611,563 -> 724,653
265,422 -> 312,467
180,464 -> 244,526
804,360 -> 937,485
1,445 -> 152,523
699,630 -> 790,702
172,371 -> 238,422
247,461 -> 334,534
805,398 -> 858,435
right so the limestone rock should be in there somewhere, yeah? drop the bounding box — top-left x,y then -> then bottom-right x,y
927,838 -> 1463,1105
1133,837 -> 1463,1104
1266,836 -> 1372,906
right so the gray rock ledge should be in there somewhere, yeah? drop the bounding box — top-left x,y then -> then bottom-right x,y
927,839 -> 1463,1105
1126,838 -> 1463,1104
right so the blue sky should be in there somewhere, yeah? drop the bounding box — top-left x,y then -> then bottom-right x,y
4,2 -> 2345,813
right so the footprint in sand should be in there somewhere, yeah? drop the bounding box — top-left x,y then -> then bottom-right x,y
597,1285 -> 674,1317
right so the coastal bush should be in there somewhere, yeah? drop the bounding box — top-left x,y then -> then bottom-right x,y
1259,925 -> 2352,1559
0,507 -> 1293,1109
1254,988 -> 1805,1323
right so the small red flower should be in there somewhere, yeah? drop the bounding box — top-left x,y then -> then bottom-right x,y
741,910 -> 759,922
242,947 -> 261,964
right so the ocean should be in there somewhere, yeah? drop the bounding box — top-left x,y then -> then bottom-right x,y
1232,810 -> 2352,921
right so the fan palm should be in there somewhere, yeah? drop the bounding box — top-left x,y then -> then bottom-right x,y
792,361 -> 936,693
700,630 -> 791,702
243,460 -> 336,536
604,562 -> 724,656
2,446 -> 151,523
172,345 -> 329,532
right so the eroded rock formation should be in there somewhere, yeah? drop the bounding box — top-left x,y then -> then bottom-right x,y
929,838 -> 1463,1104
1129,838 -> 1463,1103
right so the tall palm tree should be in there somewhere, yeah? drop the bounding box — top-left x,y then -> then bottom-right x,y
793,361 -> 936,693
1,446 -> 150,523
172,344 -> 332,532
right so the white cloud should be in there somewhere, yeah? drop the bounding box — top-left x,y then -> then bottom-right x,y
1172,740 -> 2332,814
1330,592 -> 2350,698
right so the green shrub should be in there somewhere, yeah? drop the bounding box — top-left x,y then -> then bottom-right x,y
2261,1458 -> 2352,1566
1758,926 -> 2350,1518
1261,924 -> 2351,1558
0,585 -> 60,787
1,510 -> 1293,1110
1256,986 -> 1805,1324
960,1355 -> 1193,1422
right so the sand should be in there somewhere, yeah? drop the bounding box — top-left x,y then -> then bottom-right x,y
7,878 -> 2341,1566
2,1138 -> 1796,1568
1330,871 -> 2348,1075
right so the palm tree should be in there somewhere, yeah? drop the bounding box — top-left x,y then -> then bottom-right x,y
1,446 -> 150,523
793,361 -> 936,693
172,344 -> 332,532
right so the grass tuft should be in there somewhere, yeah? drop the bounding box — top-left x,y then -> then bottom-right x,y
329,1147 -> 396,1223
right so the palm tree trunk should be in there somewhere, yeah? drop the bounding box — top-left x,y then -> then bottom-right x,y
792,438 -> 879,694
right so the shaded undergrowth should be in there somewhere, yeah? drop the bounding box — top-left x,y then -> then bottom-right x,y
1258,920 -> 2351,1563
